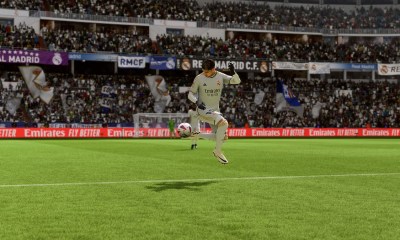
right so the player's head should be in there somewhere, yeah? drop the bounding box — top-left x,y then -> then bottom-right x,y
202,59 -> 215,70
202,59 -> 216,77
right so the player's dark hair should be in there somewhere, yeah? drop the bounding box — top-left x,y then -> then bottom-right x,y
202,59 -> 215,70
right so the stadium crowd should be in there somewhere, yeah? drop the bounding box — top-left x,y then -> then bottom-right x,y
2,23 -> 400,63
3,0 -> 400,29
156,34 -> 400,63
1,71 -> 399,128
4,0 -> 400,29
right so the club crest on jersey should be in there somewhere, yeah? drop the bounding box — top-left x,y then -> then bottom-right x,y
217,80 -> 221,86
203,83 -> 207,86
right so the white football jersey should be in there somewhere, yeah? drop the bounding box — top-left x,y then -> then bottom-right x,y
189,71 -> 231,110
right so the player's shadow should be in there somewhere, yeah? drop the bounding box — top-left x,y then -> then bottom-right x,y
146,181 -> 217,192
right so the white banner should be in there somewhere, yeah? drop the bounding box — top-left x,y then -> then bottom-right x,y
377,63 -> 400,75
145,75 -> 171,113
61,94 -> 74,111
19,66 -> 54,104
311,102 -> 325,119
99,98 -> 114,109
101,85 -> 114,95
179,86 -> 190,93
272,62 -> 308,71
118,56 -> 146,68
335,89 -> 352,97
309,62 -> 331,74
254,91 -> 265,105
1,81 -> 18,90
5,96 -> 22,115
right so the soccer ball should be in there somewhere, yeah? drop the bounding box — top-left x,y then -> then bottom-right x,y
177,122 -> 192,138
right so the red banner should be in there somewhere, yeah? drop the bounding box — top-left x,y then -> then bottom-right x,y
1,128 -> 400,138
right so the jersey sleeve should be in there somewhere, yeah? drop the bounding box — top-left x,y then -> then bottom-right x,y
190,76 -> 199,94
219,72 -> 232,84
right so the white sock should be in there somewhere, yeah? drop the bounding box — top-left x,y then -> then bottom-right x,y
215,124 -> 228,152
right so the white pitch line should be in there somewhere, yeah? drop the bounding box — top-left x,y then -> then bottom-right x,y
0,172 -> 399,188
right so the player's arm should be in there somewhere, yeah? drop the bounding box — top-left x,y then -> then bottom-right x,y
188,91 -> 207,110
228,63 -> 241,84
188,77 -> 199,103
188,91 -> 198,104
188,78 -> 206,110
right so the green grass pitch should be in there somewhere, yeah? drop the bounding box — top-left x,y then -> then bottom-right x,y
0,138 -> 400,240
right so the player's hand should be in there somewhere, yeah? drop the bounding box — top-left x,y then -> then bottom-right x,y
197,103 -> 206,110
228,63 -> 236,75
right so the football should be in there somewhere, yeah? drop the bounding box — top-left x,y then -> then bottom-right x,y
177,122 -> 192,138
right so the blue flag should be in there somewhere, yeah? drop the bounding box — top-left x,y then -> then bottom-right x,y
149,56 -> 176,70
276,80 -> 304,117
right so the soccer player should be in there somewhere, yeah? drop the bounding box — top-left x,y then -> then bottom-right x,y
188,59 -> 241,164
168,118 -> 175,138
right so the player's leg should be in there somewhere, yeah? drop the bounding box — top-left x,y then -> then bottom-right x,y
198,131 -> 228,141
190,110 -> 220,148
197,109 -> 229,164
191,132 -> 198,150
196,116 -> 228,142
212,117 -> 229,164
196,113 -> 216,141
198,131 -> 216,141
190,111 -> 200,149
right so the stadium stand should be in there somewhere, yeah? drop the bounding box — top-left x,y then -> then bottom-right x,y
2,24 -> 400,63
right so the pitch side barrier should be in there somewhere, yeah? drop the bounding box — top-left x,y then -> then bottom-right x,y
1,128 -> 400,139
